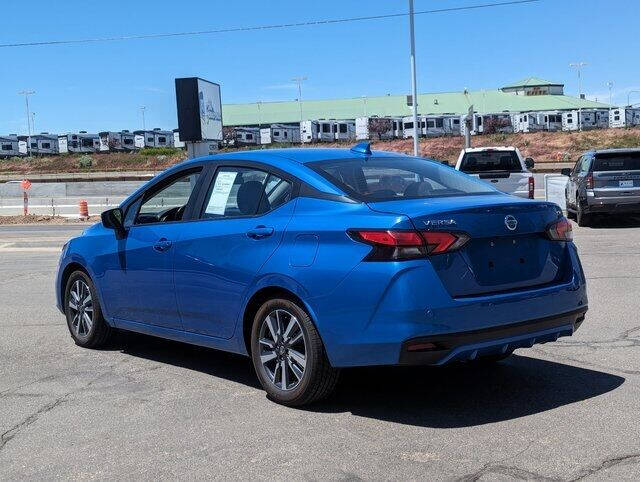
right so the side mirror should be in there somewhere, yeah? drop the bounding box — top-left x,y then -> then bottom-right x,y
525,157 -> 535,169
101,208 -> 126,238
560,168 -> 572,176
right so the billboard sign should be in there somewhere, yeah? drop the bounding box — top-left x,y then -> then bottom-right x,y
175,77 -> 223,142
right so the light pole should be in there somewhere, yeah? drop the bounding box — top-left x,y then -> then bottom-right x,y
569,62 -> 587,98
18,90 -> 35,156
140,106 -> 146,130
32,112 -> 36,134
627,90 -> 640,107
408,0 -> 419,156
291,76 -> 307,123
606,81 -> 613,105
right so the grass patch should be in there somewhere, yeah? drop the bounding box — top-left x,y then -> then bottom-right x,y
139,147 -> 182,156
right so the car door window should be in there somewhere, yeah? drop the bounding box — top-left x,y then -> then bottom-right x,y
578,156 -> 591,176
201,167 -> 292,219
135,169 -> 201,225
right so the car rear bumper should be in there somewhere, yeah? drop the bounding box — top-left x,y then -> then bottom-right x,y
586,195 -> 640,213
398,307 -> 586,365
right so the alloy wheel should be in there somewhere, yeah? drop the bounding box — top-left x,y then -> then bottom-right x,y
68,279 -> 93,337
258,309 -> 307,391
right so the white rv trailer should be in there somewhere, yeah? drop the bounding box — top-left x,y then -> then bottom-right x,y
133,129 -> 174,148
625,107 -> 640,127
172,129 -> 185,149
318,120 -> 335,142
609,108 -> 626,128
440,115 -> 461,136
512,113 -> 543,133
260,128 -> 272,145
561,111 -> 580,131
234,127 -> 260,145
121,130 -> 136,150
0,135 -> 20,157
536,111 -> 563,131
59,132 -> 100,153
300,120 -> 319,143
391,117 -> 404,138
459,114 -> 484,137
334,120 -> 355,141
423,116 -> 456,137
270,124 -> 301,143
355,116 -> 394,140
402,116 -> 419,139
99,131 -> 122,151
21,133 -> 61,155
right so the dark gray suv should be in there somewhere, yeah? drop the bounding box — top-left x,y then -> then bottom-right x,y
562,149 -> 640,226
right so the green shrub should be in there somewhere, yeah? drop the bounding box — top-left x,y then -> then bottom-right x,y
78,155 -> 93,168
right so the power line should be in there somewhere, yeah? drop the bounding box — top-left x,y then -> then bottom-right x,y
0,0 -> 540,49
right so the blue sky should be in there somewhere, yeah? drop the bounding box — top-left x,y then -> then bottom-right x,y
1,0 -> 638,134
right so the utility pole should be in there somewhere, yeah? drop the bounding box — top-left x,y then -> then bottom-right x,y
569,62 -> 587,131
408,0 -> 419,157
627,90 -> 640,107
140,106 -> 146,130
291,76 -> 307,123
569,62 -> 587,98
18,91 -> 35,156
606,81 -> 613,106
32,112 -> 36,134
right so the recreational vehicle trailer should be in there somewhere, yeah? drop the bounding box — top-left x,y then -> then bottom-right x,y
625,107 -> 640,127
133,129 -> 174,148
59,132 -> 100,153
318,120 -> 335,142
172,129 -> 185,149
561,111 -> 580,131
0,135 -> 20,157
459,114 -> 484,137
512,112 -> 543,133
99,131 -> 122,152
121,130 -> 136,150
270,124 -> 301,143
300,120 -> 319,143
402,116 -> 419,139
234,127 -> 260,145
537,112 -> 563,131
355,116 -> 394,140
423,116 -> 451,137
391,117 -> 404,138
20,133 -> 61,155
609,108 -> 626,128
334,120 -> 355,141
260,128 -> 272,145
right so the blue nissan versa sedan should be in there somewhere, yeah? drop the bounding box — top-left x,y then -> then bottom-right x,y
56,144 -> 587,406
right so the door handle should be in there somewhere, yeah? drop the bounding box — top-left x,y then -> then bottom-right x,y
153,238 -> 172,252
246,226 -> 274,239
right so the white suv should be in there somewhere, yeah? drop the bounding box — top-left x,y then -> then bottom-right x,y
455,146 -> 535,198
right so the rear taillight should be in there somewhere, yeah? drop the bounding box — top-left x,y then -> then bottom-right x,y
586,173 -> 594,189
547,217 -> 573,242
348,229 -> 469,261
528,176 -> 535,199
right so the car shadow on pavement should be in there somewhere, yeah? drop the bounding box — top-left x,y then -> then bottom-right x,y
110,333 -> 624,427
584,214 -> 640,229
312,355 -> 624,427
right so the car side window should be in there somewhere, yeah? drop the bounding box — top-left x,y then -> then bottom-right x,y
578,156 -> 591,175
134,169 -> 201,225
572,156 -> 584,176
201,167 -> 292,219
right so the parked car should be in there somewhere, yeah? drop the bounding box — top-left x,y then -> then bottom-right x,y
562,148 -> 640,226
56,143 -> 587,406
455,146 -> 535,198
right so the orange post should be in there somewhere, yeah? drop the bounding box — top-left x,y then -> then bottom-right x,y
79,200 -> 89,220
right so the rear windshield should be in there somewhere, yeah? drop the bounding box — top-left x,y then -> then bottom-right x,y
460,150 -> 522,173
309,157 -> 496,202
593,152 -> 640,171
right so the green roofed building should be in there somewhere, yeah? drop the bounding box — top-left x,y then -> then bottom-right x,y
222,77 -> 610,126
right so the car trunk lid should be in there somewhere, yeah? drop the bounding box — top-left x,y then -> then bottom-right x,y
367,195 -> 570,297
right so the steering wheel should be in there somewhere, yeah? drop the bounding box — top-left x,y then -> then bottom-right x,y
158,206 -> 185,223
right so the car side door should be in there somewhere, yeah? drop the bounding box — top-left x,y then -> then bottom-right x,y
568,156 -> 584,207
173,163 -> 296,339
99,167 -> 203,330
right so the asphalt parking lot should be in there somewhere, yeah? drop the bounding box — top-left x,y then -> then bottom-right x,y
1,220 -> 639,480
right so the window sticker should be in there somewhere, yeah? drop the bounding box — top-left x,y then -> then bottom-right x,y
205,171 -> 238,215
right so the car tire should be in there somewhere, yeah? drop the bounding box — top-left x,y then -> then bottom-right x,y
250,298 -> 339,406
576,200 -> 591,227
64,270 -> 112,348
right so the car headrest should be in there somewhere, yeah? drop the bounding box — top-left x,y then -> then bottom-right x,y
237,181 -> 265,215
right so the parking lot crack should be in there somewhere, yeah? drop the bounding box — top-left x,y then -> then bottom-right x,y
569,452 -> 640,480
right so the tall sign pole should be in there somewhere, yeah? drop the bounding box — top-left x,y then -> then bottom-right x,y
18,91 -> 35,156
408,0 -> 419,157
